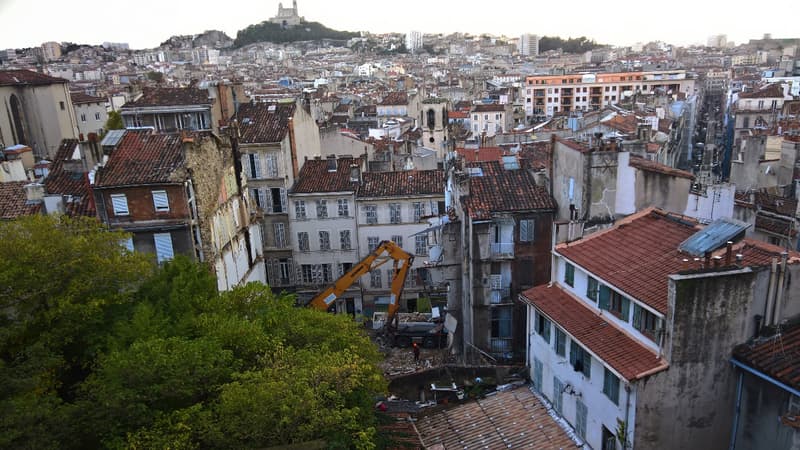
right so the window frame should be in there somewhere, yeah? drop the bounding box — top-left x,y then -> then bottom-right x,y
365,204 -> 378,224
316,199 -> 328,219
319,230 -> 331,251
294,200 -> 306,220
152,190 -> 169,213
297,232 -> 309,252
339,229 -> 352,250
565,262 -> 575,287
110,193 -> 129,216
536,312 -> 551,344
337,198 -> 349,217
603,368 -> 620,405
389,202 -> 402,224
555,327 -> 566,357
586,276 -> 599,302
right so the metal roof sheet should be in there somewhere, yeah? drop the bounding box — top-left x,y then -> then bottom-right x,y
679,217 -> 750,257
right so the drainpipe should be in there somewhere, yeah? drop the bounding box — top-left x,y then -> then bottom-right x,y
728,371 -> 744,450
186,179 -> 204,262
773,252 -> 789,326
624,384 -> 632,450
764,257 -> 778,326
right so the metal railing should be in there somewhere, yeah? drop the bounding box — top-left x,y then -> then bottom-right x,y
490,242 -> 514,257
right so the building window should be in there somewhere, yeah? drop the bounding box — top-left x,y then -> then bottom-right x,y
536,312 -> 551,343
337,199 -> 349,217
633,304 -> 662,341
570,340 -> 592,379
316,199 -> 328,218
554,327 -> 566,357
340,230 -> 351,250
413,202 -> 424,222
415,235 -> 428,256
368,236 -> 379,252
365,204 -> 377,224
603,368 -> 620,405
297,232 -> 309,252
95,112 -> 101,121
519,219 -> 535,242
80,113 -> 86,122
586,276 -> 599,301
301,264 -> 314,284
553,377 -> 563,414
389,203 -> 401,224
391,235 -> 403,249
370,270 -> 382,288
565,262 -> 575,287
575,400 -> 587,440
533,358 -> 543,392
110,194 -> 129,216
59,101 -> 65,110
274,222 -> 286,248
265,153 -> 279,178
152,190 -> 169,212
294,200 -> 306,219
491,306 -> 512,341
247,153 -> 262,179
153,232 -> 174,263
269,188 -> 286,213
320,264 -> 333,283
319,231 -> 330,251
599,285 -> 630,322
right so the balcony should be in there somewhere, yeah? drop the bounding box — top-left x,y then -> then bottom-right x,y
490,242 -> 514,258
490,288 -> 511,304
490,338 -> 513,354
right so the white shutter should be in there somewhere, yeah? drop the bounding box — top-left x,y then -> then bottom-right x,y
111,194 -> 129,216
152,190 -> 169,212
280,188 -> 287,213
153,233 -> 174,263
490,274 -> 502,289
520,219 -> 529,242
253,154 -> 262,178
266,153 -> 277,178
242,155 -> 251,180
262,188 -> 272,213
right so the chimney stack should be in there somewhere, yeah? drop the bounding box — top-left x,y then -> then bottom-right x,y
725,241 -> 733,266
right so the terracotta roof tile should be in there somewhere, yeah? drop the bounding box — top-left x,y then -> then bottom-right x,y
739,83 -> 785,99
518,141 -> 552,171
0,181 -> 41,219
554,136 -> 590,153
236,102 -> 296,144
0,69 -> 68,86
733,322 -> 800,390
462,160 -> 556,220
43,139 -> 95,217
123,87 -> 210,108
628,155 -> 694,180
556,209 -> 699,314
416,386 -> 580,449
94,131 -> 185,187
380,92 -> 408,106
755,215 -> 796,236
721,238 -> 800,268
603,114 -> 638,134
472,103 -> 505,112
521,284 -> 668,381
455,146 -> 504,163
290,158 -> 362,194
359,170 -> 443,198
70,92 -> 105,105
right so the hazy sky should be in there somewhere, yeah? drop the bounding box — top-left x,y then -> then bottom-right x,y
1,0 -> 796,50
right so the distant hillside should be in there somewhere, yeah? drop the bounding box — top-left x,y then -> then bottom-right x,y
160,30 -> 233,50
538,36 -> 603,54
234,21 -> 358,47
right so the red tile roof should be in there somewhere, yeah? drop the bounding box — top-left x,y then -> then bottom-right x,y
518,141 -> 552,170
380,92 -> 408,106
462,160 -> 556,220
416,386 -> 579,449
94,131 -> 185,187
755,215 -> 796,237
70,92 -> 105,105
124,87 -> 210,108
603,114 -> 638,134
291,158 -> 363,194
359,170 -> 443,198
455,146 -> 504,163
521,284 -> 668,381
472,103 -> 505,112
556,209 -> 699,314
236,102 -> 296,144
43,139 -> 95,217
0,181 -> 41,219
628,155 -> 694,180
733,323 -> 800,390
739,83 -> 785,99
719,238 -> 800,268
448,111 -> 469,119
0,69 -> 68,86
554,136 -> 590,153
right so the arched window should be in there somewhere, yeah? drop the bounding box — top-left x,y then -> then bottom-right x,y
426,108 -> 436,130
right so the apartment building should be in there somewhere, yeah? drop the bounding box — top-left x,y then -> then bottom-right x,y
470,103 -> 511,137
71,92 -> 107,138
523,70 -> 695,120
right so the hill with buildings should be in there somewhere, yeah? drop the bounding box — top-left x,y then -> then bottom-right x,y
233,20 -> 358,47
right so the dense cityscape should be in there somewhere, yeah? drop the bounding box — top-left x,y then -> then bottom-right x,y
2,1 -> 800,448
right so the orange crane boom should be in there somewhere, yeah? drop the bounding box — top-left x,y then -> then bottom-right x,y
309,240 -> 414,325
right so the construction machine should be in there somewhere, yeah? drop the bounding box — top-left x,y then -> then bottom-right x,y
309,240 -> 413,329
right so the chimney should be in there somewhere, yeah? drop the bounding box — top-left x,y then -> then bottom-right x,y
713,255 -> 722,268
725,241 -> 733,266
24,182 -> 45,203
704,251 -> 712,269
349,164 -> 362,183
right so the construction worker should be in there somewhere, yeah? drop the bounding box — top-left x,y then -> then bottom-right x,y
412,342 -> 420,362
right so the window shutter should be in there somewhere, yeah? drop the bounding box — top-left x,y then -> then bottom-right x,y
599,285 -> 610,311
570,340 -> 578,366
153,233 -> 174,263
280,188 -> 287,212
152,191 -> 169,211
266,154 -> 276,177
259,189 -> 269,213
621,297 -> 630,321
632,304 -> 642,329
111,194 -> 129,215
490,274 -> 502,289
242,155 -> 251,179
582,350 -> 591,379
520,219 -> 528,241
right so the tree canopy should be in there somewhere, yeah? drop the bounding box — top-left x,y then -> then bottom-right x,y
234,21 -> 358,47
538,36 -> 603,54
104,110 -> 124,132
0,215 -> 387,449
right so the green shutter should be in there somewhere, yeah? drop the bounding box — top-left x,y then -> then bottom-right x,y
599,285 -> 610,310
621,297 -> 630,322
570,340 -> 578,366
582,351 -> 591,379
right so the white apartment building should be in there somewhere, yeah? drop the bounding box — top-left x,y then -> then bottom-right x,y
406,30 -> 423,54
288,157 -> 363,315
518,34 -> 539,57
470,103 -> 511,137
523,70 -> 696,119
355,169 -> 444,317
71,92 -> 108,138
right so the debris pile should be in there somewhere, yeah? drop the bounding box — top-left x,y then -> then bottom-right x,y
379,345 -> 453,378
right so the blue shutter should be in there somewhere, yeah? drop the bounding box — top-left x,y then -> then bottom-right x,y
582,350 -> 591,379
152,190 -> 169,211
599,285 -> 610,311
570,340 -> 578,366
153,233 -> 174,263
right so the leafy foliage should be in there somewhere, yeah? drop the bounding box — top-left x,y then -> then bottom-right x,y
538,36 -> 603,54
234,21 -> 358,47
0,218 -> 386,449
104,111 -> 124,132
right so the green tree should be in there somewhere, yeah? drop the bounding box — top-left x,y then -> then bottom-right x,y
104,110 -> 124,132
145,71 -> 164,83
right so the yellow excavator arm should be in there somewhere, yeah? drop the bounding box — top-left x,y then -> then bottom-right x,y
309,240 -> 414,324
